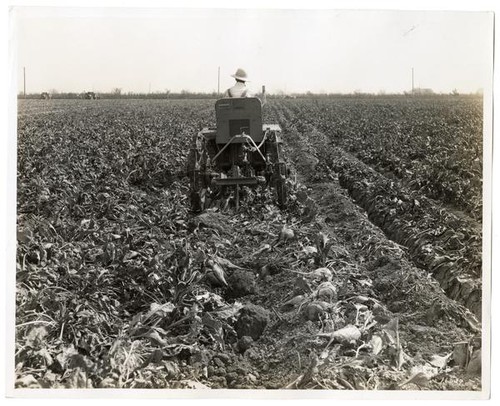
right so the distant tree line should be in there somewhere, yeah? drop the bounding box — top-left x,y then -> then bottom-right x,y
18,89 -> 483,100
18,90 -> 222,100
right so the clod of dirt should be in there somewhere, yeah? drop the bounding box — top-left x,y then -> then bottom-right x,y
237,336 -> 254,353
281,295 -> 306,311
190,348 -> 212,366
226,372 -> 238,387
215,352 -> 231,364
164,360 -> 180,379
214,367 -> 226,377
229,364 -> 250,376
260,262 -> 283,277
207,366 -> 215,377
424,300 -> 446,324
189,212 -> 231,233
247,373 -> 258,384
210,376 -> 227,388
466,350 -> 481,376
235,304 -> 270,340
372,302 -> 393,324
212,357 -> 225,368
227,270 -> 257,298
294,276 -> 313,294
452,342 -> 469,367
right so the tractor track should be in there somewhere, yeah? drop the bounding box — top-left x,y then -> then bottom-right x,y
227,101 -> 483,389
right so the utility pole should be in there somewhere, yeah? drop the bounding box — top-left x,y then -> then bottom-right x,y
23,67 -> 26,98
217,66 -> 220,96
411,67 -> 414,94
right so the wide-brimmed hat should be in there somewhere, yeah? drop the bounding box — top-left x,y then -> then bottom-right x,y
231,68 -> 249,82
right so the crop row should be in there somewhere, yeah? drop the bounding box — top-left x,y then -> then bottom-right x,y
270,103 -> 482,318
16,99 -> 216,385
274,96 -> 483,220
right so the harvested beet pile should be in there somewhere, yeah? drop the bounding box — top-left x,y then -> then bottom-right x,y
14,98 -> 482,391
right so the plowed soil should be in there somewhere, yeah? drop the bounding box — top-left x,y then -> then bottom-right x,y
15,97 -> 483,392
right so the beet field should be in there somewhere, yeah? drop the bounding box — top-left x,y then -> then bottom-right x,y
15,95 -> 484,391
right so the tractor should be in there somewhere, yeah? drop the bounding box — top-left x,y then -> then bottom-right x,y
80,92 -> 98,100
187,94 -> 288,212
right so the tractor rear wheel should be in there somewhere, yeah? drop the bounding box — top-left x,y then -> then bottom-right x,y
187,134 -> 203,212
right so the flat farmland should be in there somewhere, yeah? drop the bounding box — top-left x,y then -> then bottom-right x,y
15,96 -> 484,390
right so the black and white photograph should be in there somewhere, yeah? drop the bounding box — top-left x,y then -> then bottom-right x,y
5,0 -> 495,399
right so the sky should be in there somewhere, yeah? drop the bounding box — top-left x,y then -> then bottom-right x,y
13,7 -> 494,94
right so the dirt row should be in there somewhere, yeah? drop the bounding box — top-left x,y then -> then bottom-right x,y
332,149 -> 481,317
276,96 -> 483,221
216,113 -> 481,388
161,102 -> 480,390
172,178 -> 481,390
270,103 -> 482,318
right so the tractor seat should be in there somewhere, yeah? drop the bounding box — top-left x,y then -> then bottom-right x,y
215,97 -> 263,144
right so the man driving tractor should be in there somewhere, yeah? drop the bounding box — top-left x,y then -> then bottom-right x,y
188,67 -> 281,211
224,68 -> 251,98
224,68 -> 266,104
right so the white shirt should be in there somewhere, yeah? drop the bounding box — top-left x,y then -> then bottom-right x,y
224,82 -> 252,98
